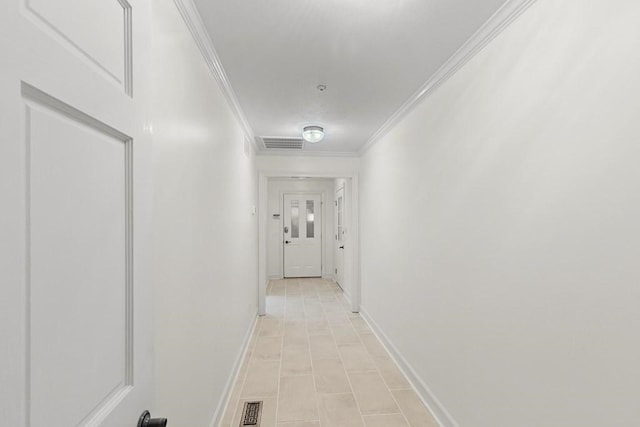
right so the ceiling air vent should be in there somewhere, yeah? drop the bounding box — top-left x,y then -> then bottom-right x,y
259,137 -> 304,150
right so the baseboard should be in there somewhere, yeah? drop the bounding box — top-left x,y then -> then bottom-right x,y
208,311 -> 259,427
332,279 -> 353,308
341,286 -> 352,304
360,307 -> 459,427
269,275 -> 338,281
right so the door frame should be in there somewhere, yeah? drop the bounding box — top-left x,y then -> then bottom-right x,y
334,184 -> 346,288
258,171 -> 360,314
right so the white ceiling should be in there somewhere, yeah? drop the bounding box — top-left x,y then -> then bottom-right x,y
192,0 -> 508,154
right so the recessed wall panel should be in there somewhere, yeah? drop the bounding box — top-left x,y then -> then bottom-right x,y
24,0 -> 131,93
25,90 -> 132,426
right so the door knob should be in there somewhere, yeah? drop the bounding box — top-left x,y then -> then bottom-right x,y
339,245 -> 344,249
138,410 -> 167,427
285,240 -> 291,244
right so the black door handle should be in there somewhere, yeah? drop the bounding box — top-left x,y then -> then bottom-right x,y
138,410 -> 167,427
285,240 -> 291,244
339,245 -> 344,249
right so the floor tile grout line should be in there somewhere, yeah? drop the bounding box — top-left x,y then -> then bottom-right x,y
326,288 -> 368,426
276,280 -> 320,424
370,350 -> 412,425
356,311 -> 427,426
336,288 -> 412,423
274,278 -> 292,424
232,277 -> 429,427
349,306 -> 413,425
302,281 -> 324,426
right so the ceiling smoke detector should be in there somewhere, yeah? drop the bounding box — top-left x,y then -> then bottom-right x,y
302,125 -> 324,143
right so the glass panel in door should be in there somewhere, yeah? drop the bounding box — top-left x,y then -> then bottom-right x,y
306,200 -> 315,238
291,200 -> 299,238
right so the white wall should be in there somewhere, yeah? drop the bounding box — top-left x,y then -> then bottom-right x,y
359,1 -> 640,426
267,179 -> 335,278
152,1 -> 258,425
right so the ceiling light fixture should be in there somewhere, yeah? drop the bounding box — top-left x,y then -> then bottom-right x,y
302,125 -> 324,143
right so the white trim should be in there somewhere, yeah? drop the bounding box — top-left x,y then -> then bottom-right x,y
360,307 -> 459,427
338,282 -> 351,303
359,0 -> 538,155
208,312 -> 259,427
172,0 -> 256,148
256,150 -> 359,158
258,174 -> 268,315
345,176 -> 360,313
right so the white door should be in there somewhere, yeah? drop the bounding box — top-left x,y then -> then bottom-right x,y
283,194 -> 322,277
334,186 -> 346,286
0,1 -> 155,426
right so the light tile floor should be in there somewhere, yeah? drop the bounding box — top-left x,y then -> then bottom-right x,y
220,278 -> 438,427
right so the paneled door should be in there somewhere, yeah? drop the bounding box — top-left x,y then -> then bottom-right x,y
0,1 -> 154,426
334,186 -> 346,286
283,194 -> 322,277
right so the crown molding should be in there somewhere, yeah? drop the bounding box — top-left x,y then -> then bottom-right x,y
173,0 -> 256,148
173,0 -> 538,157
358,0 -> 539,156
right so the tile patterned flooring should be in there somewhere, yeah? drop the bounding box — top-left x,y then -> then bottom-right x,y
219,278 -> 438,427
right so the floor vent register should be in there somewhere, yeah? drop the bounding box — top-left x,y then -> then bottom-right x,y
240,401 -> 263,426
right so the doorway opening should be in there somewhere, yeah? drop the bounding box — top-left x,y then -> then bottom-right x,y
258,173 -> 360,315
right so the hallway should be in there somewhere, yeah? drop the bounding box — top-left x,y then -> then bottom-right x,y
220,278 -> 437,427
3,0 -> 640,425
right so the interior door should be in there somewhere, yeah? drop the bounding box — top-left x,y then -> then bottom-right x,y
283,194 -> 322,277
334,186 -> 346,286
0,1 -> 154,426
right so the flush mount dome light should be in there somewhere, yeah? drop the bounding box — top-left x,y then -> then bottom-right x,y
302,125 -> 324,143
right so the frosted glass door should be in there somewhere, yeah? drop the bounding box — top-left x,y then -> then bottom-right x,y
283,194 -> 322,277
